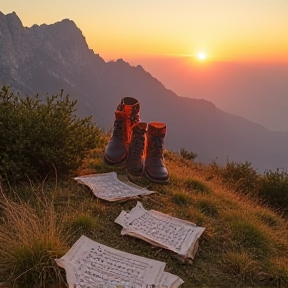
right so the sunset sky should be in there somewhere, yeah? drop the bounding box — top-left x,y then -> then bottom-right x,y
1,0 -> 288,131
1,0 -> 288,63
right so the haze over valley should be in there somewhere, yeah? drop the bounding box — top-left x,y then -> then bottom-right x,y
127,57 -> 288,132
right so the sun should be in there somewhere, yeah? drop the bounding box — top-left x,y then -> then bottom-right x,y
197,52 -> 206,61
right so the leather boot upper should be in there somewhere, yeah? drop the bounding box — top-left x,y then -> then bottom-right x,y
126,122 -> 147,176
117,97 -> 140,142
104,97 -> 140,165
104,111 -> 128,164
144,122 -> 169,183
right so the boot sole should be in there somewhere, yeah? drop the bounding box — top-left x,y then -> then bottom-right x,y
127,172 -> 144,183
144,171 -> 169,184
103,154 -> 127,165
126,169 -> 143,177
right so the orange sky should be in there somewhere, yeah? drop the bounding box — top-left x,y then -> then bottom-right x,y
1,1 -> 288,131
1,0 -> 288,63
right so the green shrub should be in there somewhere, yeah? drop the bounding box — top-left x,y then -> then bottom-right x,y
218,161 -> 260,195
258,169 -> 288,213
179,148 -> 198,161
0,86 -> 101,181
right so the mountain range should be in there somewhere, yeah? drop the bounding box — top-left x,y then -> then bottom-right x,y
0,11 -> 287,172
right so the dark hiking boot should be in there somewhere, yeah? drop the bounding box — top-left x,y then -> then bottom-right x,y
126,122 -> 147,177
116,97 -> 140,141
104,111 -> 127,164
104,97 -> 140,165
144,122 -> 169,183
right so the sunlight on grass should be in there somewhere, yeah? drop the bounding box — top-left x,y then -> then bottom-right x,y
0,190 -> 69,287
227,216 -> 270,255
69,213 -> 96,234
183,178 -> 211,194
171,191 -> 192,206
1,147 -> 288,287
196,198 -> 219,217
221,250 -> 257,277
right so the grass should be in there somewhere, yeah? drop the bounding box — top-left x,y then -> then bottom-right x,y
1,149 -> 288,287
0,186 -> 69,287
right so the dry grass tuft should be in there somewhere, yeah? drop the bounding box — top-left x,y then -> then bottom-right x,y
0,187 -> 69,287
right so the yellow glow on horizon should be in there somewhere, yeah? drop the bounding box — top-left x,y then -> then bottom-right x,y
197,53 -> 206,61
1,0 -> 288,63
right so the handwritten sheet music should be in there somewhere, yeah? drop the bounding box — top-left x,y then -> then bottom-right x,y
74,172 -> 154,202
55,235 -> 184,288
115,202 -> 206,259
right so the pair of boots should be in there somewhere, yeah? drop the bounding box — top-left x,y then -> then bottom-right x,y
104,97 -> 169,184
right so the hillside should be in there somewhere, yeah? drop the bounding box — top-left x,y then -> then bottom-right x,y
1,147 -> 288,288
0,11 -> 288,171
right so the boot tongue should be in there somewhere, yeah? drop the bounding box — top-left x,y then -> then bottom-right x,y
124,102 -> 140,122
116,102 -> 140,123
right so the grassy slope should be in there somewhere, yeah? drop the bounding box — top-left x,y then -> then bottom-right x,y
71,149 -> 288,288
1,148 -> 288,288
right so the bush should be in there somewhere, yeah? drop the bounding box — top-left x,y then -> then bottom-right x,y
258,169 -> 288,213
217,161 -> 260,195
0,86 -> 101,181
179,148 -> 198,161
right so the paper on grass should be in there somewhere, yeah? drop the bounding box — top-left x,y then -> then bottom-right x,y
115,202 -> 206,259
55,235 -> 184,288
74,172 -> 154,202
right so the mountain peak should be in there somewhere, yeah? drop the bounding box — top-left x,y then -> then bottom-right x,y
0,11 -> 23,30
51,18 -> 78,32
30,17 -> 80,36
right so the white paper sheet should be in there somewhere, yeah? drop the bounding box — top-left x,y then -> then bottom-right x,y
115,202 -> 206,259
74,172 -> 154,202
55,235 -> 184,288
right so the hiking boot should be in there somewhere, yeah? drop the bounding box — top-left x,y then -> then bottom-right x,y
144,122 -> 169,183
116,97 -> 140,139
126,122 -> 147,177
104,97 -> 140,165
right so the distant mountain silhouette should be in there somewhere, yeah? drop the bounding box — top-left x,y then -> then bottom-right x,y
0,11 -> 287,171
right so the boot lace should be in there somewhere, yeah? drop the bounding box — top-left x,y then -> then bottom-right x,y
130,105 -> 140,125
129,133 -> 145,158
148,136 -> 163,158
112,119 -> 126,138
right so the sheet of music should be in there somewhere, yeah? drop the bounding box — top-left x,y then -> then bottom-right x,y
115,202 -> 205,259
56,235 -> 183,288
74,172 -> 154,202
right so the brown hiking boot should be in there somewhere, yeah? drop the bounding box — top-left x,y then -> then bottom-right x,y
126,122 -> 147,177
116,97 -> 140,142
104,97 -> 140,165
144,122 -> 169,183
